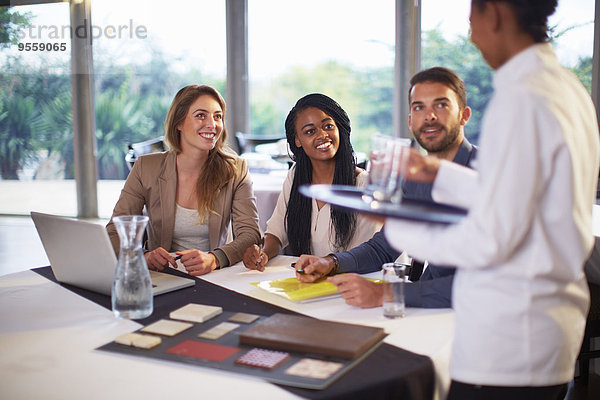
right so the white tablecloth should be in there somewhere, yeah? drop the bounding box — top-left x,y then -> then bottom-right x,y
0,256 -> 454,400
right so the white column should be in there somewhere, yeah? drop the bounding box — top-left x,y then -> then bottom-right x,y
226,0 -> 249,153
394,0 -> 421,139
70,0 -> 98,218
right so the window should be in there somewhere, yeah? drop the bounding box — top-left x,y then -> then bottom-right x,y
0,0 -> 597,217
0,2 -> 73,215
0,1 -> 227,218
248,0 -> 395,154
421,0 -> 595,144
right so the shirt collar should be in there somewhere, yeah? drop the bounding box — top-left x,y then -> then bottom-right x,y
493,43 -> 554,88
453,137 -> 476,166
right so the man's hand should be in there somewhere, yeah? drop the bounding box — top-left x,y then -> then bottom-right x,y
328,274 -> 383,308
294,254 -> 333,282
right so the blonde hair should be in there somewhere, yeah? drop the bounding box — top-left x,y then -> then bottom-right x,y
164,85 -> 236,221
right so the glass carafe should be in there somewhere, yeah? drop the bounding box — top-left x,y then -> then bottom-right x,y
112,215 -> 153,319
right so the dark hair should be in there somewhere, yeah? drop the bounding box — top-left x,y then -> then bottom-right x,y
409,67 -> 467,109
471,0 -> 557,43
284,93 -> 357,255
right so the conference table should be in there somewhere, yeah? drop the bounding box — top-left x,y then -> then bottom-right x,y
0,256 -> 454,400
3,203 -> 598,400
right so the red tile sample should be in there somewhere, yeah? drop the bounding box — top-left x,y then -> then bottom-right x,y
166,340 -> 240,362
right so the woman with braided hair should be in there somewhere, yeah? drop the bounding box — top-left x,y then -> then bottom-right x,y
242,93 -> 381,271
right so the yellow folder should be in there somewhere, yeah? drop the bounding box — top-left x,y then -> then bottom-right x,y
253,276 -> 381,303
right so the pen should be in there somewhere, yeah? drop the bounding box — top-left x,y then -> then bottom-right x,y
290,263 -> 306,275
256,237 -> 264,267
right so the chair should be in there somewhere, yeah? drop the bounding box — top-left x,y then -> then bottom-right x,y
125,136 -> 167,170
235,131 -> 285,154
235,132 -> 249,154
577,282 -> 600,384
407,260 -> 425,282
576,236 -> 600,384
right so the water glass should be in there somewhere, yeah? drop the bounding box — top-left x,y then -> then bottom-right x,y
363,134 -> 411,204
382,262 -> 406,319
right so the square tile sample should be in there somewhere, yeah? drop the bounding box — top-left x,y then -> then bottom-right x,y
140,319 -> 193,336
165,340 -> 240,362
198,322 -> 240,340
234,348 -> 290,370
114,332 -> 162,349
285,358 -> 343,379
169,303 -> 223,323
228,312 -> 260,324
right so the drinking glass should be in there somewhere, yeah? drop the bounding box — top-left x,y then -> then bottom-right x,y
363,134 -> 411,204
382,262 -> 406,318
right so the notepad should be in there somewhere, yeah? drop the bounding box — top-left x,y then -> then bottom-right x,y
254,276 -> 382,302
254,277 -> 339,302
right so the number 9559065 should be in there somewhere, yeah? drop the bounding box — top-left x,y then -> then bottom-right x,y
18,42 -> 67,51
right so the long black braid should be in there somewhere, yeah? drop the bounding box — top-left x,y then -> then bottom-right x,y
284,93 -> 358,255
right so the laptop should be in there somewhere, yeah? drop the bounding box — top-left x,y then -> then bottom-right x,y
30,211 -> 195,296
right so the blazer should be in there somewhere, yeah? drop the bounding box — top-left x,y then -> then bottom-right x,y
106,150 -> 261,268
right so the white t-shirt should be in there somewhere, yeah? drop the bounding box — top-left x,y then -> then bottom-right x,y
385,43 -> 600,386
266,165 -> 381,256
171,204 -> 210,252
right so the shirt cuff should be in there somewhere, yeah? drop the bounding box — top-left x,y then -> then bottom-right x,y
209,249 -> 229,269
403,281 -> 421,308
334,251 -> 358,274
432,160 -> 478,209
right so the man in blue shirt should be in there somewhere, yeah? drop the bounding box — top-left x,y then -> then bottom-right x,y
295,66 -> 477,308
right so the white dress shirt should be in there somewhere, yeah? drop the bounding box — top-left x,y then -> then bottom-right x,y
385,43 -> 600,386
266,165 -> 381,256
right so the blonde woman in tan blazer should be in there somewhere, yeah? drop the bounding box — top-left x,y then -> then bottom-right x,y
107,85 -> 261,276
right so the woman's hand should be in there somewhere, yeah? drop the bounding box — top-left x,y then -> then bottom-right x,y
177,250 -> 219,276
144,247 -> 177,271
403,149 -> 441,183
242,244 -> 268,272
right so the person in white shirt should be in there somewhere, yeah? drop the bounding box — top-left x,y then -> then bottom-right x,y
383,1 -> 600,399
242,93 -> 381,271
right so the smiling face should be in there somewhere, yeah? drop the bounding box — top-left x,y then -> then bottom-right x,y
408,81 -> 469,156
293,107 -> 340,163
177,95 -> 224,153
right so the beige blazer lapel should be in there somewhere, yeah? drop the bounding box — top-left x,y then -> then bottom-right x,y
158,152 -> 178,251
209,186 -> 227,250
